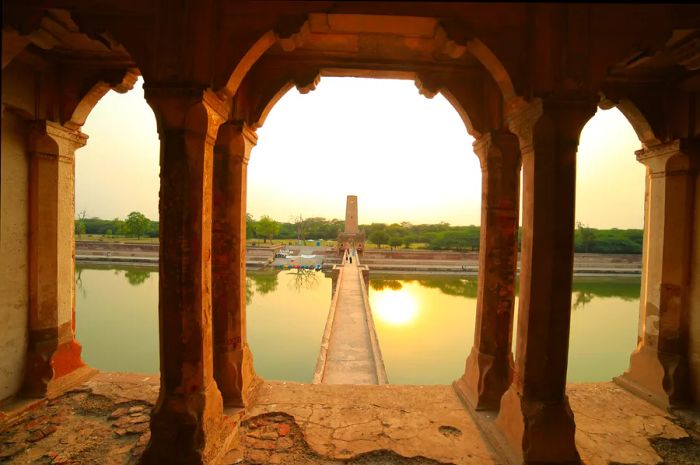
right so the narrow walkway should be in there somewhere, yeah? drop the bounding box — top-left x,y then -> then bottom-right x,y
319,253 -> 386,384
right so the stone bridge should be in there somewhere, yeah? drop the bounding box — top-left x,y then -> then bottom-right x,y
313,250 -> 387,385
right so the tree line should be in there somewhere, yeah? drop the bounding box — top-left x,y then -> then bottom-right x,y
75,211 -> 158,239
75,212 -> 643,254
246,215 -> 642,254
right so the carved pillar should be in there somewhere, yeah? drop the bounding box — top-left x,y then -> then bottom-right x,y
494,98 -> 594,464
454,131 -> 521,410
212,121 -> 257,408
23,121 -> 90,398
140,87 -> 228,465
615,139 -> 697,408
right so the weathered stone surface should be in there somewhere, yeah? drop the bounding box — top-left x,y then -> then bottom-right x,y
2,375 -> 699,465
0,373 -> 156,464
569,383 -> 689,465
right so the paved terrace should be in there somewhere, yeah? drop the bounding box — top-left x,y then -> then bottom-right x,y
313,251 -> 388,385
0,373 -> 697,464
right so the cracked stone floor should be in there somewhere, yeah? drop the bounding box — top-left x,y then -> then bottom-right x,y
1,372 -> 698,464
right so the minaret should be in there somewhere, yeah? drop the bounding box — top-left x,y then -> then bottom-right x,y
345,195 -> 358,234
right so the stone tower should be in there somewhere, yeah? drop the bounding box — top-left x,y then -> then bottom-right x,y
345,195 -> 358,233
337,195 -> 366,255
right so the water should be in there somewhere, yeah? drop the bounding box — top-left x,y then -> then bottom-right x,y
75,265 -> 639,384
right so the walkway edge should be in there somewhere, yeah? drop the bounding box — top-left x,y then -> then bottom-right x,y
357,265 -> 388,384
312,265 -> 344,384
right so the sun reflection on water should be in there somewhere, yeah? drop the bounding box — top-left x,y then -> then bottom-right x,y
371,289 -> 419,325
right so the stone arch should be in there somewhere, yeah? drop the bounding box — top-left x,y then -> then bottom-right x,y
464,38 -> 517,104
245,70 -> 485,142
65,69 -> 140,130
221,31 -> 278,99
252,81 -> 296,130
220,13 -> 519,114
599,96 -> 661,148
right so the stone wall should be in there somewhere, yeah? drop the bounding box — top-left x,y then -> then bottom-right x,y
363,249 -> 476,261
0,109 -> 29,402
76,241 -> 159,253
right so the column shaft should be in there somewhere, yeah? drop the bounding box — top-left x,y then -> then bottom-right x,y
495,98 -> 594,464
140,87 -> 228,465
455,131 -> 521,410
24,121 -> 88,398
615,140 -> 697,408
212,122 -> 257,408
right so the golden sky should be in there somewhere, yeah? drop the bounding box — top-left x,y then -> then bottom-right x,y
76,77 -> 645,228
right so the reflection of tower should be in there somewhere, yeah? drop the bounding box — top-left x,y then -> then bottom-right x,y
337,195 -> 366,255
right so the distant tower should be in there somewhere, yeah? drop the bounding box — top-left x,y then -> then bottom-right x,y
337,195 -> 366,255
345,195 -> 358,234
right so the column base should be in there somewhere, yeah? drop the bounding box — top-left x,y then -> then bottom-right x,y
454,346 -> 513,411
141,380 -> 228,465
494,386 -> 581,465
23,338 -> 89,398
614,346 -> 690,410
215,344 -> 257,408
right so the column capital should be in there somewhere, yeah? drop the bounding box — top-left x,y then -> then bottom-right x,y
472,131 -> 520,170
30,120 -> 87,162
636,139 -> 700,174
505,97 -> 595,152
504,98 -> 542,149
215,121 -> 257,164
144,85 -> 228,143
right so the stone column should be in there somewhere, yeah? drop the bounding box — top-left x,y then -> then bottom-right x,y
212,121 -> 257,408
23,121 -> 90,398
615,139 -> 697,408
454,131 -> 521,411
140,87 -> 228,465
494,98 -> 594,464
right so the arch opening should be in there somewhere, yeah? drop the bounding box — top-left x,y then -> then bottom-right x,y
245,76 -> 483,384
73,76 -> 161,375
565,106 -> 646,382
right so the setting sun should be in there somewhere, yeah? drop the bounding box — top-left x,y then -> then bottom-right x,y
371,290 -> 419,326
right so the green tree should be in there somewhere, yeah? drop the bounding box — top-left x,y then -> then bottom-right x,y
75,209 -> 87,239
576,221 -> 596,253
256,215 -> 280,243
388,235 -> 402,250
124,211 -> 150,239
369,230 -> 389,248
113,217 -> 124,236
246,213 -> 257,240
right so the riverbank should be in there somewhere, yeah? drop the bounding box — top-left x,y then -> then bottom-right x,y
75,241 -> 642,276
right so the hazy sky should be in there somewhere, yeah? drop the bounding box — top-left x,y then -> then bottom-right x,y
76,77 -> 645,228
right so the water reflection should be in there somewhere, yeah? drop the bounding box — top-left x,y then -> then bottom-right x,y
74,264 -> 640,384
370,279 -> 403,291
372,290 -> 418,325
286,268 -> 320,292
75,264 -> 159,374
124,268 -> 151,286
370,275 -> 477,297
247,270 -> 331,382
417,277 -> 477,297
570,278 -> 639,310
248,270 -> 279,295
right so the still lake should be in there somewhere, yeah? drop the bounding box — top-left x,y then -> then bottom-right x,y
75,265 -> 640,384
